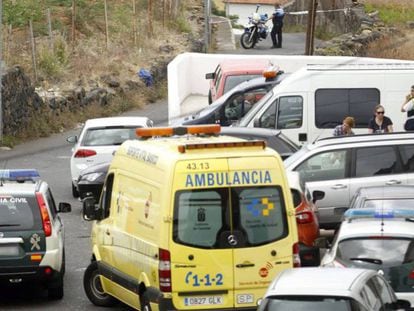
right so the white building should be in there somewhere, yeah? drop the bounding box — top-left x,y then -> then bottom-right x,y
223,0 -> 289,26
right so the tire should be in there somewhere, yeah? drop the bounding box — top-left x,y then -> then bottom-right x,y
72,182 -> 79,198
48,279 -> 64,300
240,31 -> 256,49
140,291 -> 152,311
83,261 -> 118,307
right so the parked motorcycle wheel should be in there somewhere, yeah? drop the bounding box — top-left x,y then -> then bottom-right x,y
240,31 -> 257,49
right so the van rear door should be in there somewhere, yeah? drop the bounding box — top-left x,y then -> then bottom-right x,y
170,156 -> 294,309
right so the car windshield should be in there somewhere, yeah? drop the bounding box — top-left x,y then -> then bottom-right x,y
337,237 -> 414,292
363,199 -> 414,209
238,90 -> 274,127
82,126 -> 140,146
223,74 -> 262,94
258,296 -> 354,311
0,195 -> 41,230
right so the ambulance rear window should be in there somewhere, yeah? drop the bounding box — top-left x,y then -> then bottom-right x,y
0,195 -> 41,230
173,186 -> 288,249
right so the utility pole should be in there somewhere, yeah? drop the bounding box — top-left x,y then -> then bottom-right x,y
204,0 -> 211,52
305,0 -> 317,55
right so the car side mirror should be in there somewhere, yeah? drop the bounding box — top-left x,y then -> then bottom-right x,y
312,190 -> 325,204
205,72 -> 215,80
82,196 -> 99,221
253,118 -> 261,128
66,135 -> 78,143
58,202 -> 72,213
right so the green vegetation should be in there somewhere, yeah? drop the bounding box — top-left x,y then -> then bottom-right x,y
365,3 -> 414,25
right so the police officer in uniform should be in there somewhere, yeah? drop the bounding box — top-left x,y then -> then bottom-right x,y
271,2 -> 285,48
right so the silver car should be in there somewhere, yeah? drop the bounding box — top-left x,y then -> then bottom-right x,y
258,267 -> 411,311
284,132 -> 414,229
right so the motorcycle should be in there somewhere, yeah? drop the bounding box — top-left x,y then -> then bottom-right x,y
240,5 -> 269,49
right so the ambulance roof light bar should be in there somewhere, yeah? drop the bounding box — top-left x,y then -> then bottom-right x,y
136,125 -> 221,138
344,207 -> 414,221
178,140 -> 266,153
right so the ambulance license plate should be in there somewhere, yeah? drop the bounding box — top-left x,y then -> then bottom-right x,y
0,245 -> 19,256
184,296 -> 223,306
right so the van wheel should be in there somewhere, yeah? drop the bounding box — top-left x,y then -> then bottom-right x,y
83,261 -> 118,307
72,182 -> 79,198
140,291 -> 152,311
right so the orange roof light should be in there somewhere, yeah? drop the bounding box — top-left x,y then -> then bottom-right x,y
136,125 -> 221,138
263,65 -> 279,79
178,140 -> 266,153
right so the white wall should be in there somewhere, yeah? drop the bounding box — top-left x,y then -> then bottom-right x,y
167,52 -> 411,122
226,4 -> 274,26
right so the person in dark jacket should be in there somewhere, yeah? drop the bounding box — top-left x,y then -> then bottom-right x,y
270,3 -> 285,48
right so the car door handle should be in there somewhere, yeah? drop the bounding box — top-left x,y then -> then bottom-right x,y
105,229 -> 110,236
386,180 -> 402,185
331,184 -> 347,190
236,263 -> 255,268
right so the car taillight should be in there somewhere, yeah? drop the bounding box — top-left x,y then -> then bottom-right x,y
409,271 -> 414,279
296,211 -> 314,224
159,248 -> 171,292
292,242 -> 301,268
36,192 -> 52,237
74,149 -> 97,158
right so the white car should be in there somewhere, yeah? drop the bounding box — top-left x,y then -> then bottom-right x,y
66,116 -> 153,197
258,267 -> 411,311
321,207 -> 414,306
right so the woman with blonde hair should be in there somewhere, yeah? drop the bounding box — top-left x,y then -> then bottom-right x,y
368,104 -> 393,133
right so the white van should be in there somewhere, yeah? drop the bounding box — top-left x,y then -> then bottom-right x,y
238,63 -> 414,144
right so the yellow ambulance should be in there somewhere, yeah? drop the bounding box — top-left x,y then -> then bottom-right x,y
82,124 -> 299,311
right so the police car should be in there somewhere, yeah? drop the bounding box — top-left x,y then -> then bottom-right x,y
0,169 -> 71,299
321,207 -> 414,306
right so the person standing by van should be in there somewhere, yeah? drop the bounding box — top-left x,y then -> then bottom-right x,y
401,85 -> 414,131
270,3 -> 285,48
368,105 -> 393,133
333,116 -> 355,136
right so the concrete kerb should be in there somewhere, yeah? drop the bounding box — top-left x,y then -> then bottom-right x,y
210,16 -> 236,51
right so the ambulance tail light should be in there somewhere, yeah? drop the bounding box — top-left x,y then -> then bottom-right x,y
74,149 -> 97,158
136,125 -> 221,138
159,248 -> 172,292
36,192 -> 52,237
293,242 -> 301,267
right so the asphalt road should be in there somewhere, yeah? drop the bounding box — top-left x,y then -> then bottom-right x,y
217,30 -> 318,55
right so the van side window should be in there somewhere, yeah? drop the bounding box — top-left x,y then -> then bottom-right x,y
295,150 -> 347,183
354,146 -> 398,178
399,145 -> 414,172
277,96 -> 303,129
259,101 -> 277,129
100,173 -> 114,218
45,188 -> 57,220
315,88 -> 379,128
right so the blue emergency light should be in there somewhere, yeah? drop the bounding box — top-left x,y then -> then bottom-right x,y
344,207 -> 414,220
0,169 -> 40,182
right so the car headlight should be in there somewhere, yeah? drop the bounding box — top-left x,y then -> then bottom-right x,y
82,172 -> 105,182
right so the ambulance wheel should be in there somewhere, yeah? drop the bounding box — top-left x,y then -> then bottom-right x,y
84,261 -> 118,307
140,291 -> 152,311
